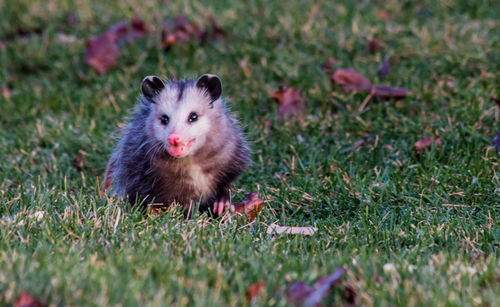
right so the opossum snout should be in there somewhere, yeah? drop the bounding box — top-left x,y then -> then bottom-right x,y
167,137 -> 195,158
168,134 -> 182,146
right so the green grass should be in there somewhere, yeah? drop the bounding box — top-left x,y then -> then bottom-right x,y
1,0 -> 499,306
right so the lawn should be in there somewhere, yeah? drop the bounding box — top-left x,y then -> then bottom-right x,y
1,0 -> 499,306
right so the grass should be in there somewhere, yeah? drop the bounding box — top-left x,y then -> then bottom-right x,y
1,0 -> 499,306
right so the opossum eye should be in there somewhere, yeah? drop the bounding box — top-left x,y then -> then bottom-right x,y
188,112 -> 198,122
160,115 -> 169,125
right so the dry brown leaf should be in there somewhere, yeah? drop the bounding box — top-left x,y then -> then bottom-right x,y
372,86 -> 408,100
271,86 -> 307,121
160,15 -> 202,49
15,291 -> 45,307
414,136 -> 442,154
287,268 -> 346,307
85,18 -> 147,74
368,37 -> 384,54
110,18 -> 147,46
327,65 -> 408,101
331,68 -> 372,93
267,223 -> 318,236
131,18 -> 147,38
161,15 -> 226,50
85,31 -> 120,74
245,281 -> 265,303
234,192 -> 264,221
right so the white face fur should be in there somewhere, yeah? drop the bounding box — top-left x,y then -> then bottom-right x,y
142,75 -> 222,158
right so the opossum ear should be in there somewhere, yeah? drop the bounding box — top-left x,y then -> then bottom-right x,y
196,74 -> 222,102
141,76 -> 165,99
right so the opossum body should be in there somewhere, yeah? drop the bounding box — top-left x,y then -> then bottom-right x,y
103,74 -> 251,215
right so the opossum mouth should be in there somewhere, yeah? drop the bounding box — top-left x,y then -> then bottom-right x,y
168,139 -> 195,158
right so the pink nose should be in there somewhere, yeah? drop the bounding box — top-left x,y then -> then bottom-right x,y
168,134 -> 181,146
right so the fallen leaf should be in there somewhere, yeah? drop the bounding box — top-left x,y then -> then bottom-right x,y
271,86 -> 307,121
372,86 -> 408,100
378,59 -> 391,78
267,223 -> 318,236
328,65 -> 408,101
109,18 -> 147,46
331,68 -> 372,93
108,21 -> 129,42
160,15 -> 202,49
15,291 -> 45,307
234,192 -> 264,221
368,37 -> 384,54
414,136 -> 442,154
160,15 -> 225,50
493,132 -> 500,151
85,18 -> 147,74
287,268 -> 346,307
245,281 -> 265,303
85,31 -> 120,74
73,150 -> 85,172
131,18 -> 147,37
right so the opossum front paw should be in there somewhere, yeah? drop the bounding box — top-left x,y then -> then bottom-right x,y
213,199 -> 235,216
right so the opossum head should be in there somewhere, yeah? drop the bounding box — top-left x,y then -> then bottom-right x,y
142,74 -> 223,158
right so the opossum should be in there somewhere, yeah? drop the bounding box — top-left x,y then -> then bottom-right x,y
102,74 -> 251,216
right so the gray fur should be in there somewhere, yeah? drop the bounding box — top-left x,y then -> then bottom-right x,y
106,77 -> 251,214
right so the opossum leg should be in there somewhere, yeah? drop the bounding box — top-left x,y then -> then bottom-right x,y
213,185 -> 234,216
101,155 -> 117,198
213,199 -> 234,216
